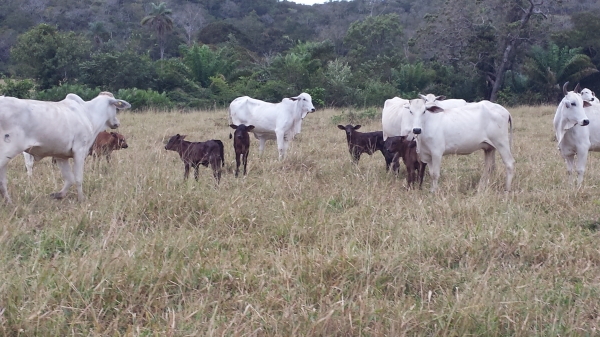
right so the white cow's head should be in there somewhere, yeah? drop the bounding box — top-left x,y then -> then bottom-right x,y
581,88 -> 596,103
290,92 -> 316,118
402,97 -> 444,137
559,82 -> 591,129
421,93 -> 446,103
90,93 -> 131,129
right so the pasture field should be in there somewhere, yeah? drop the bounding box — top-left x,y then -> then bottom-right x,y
1,105 -> 599,336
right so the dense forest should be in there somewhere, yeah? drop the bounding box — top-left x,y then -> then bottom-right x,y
0,0 -> 599,109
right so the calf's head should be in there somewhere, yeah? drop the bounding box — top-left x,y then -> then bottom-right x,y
229,124 -> 255,141
337,124 -> 360,143
111,132 -> 128,149
581,88 -> 596,103
165,134 -> 185,151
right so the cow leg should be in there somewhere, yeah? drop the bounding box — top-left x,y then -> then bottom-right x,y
52,158 -> 74,200
427,154 -> 442,193
276,132 -> 288,160
235,152 -> 241,177
258,138 -> 266,155
72,154 -> 86,202
575,151 -> 589,187
105,153 -> 111,164
495,144 -> 515,192
23,152 -> 34,177
479,148 -> 496,191
0,161 -> 11,204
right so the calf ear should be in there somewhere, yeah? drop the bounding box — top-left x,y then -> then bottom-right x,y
354,125 -> 361,130
409,140 -> 417,148
246,125 -> 255,132
229,124 -> 238,130
337,125 -> 345,130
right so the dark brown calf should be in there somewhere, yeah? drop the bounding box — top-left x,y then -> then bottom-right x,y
385,136 -> 427,189
165,134 -> 224,183
337,124 -> 394,171
229,124 -> 255,177
88,131 -> 129,163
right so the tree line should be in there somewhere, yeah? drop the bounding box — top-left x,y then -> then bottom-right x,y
0,0 -> 599,109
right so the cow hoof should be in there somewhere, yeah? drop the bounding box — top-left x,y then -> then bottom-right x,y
50,192 -> 65,200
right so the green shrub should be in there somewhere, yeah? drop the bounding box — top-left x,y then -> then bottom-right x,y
0,77 -> 35,99
34,84 -> 101,101
116,88 -> 173,111
331,107 -> 381,125
304,87 -> 325,107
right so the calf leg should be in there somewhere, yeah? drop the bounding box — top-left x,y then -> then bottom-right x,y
418,162 -> 427,189
211,158 -> 221,184
52,158 -> 74,199
193,165 -> 199,181
242,150 -> 249,176
234,152 -> 241,177
184,163 -> 190,180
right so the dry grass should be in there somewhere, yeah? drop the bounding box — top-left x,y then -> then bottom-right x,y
1,105 -> 599,336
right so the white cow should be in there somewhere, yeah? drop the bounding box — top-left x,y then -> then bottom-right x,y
581,88 -> 599,105
228,93 -> 315,159
381,97 -> 409,141
404,96 -> 515,192
0,93 -> 131,203
421,93 -> 468,109
554,82 -> 595,186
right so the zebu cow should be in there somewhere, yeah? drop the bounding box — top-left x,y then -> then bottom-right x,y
0,93 -> 131,203
553,82 -> 595,186
421,93 -> 467,109
229,93 -> 316,159
404,96 -> 515,192
581,88 -> 599,105
381,97 -> 409,141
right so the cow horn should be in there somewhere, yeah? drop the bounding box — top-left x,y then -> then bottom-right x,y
574,83 -> 581,93
563,82 -> 570,96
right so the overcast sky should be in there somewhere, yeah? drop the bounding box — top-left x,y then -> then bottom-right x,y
288,0 -> 330,5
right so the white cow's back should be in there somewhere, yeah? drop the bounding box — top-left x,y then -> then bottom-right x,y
381,97 -> 409,140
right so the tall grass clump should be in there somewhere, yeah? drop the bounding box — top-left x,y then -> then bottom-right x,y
0,105 -> 599,335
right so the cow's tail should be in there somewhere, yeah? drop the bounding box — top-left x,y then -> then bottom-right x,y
228,106 -> 232,139
508,115 -> 513,150
215,139 -> 225,167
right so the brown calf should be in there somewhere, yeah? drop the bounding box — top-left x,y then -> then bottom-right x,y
165,134 -> 224,183
229,124 -> 255,177
88,131 -> 129,163
384,136 -> 427,189
337,124 -> 394,171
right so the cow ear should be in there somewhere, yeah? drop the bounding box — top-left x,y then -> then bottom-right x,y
110,99 -> 131,110
427,106 -> 444,113
229,124 -> 238,130
436,95 -> 446,101
337,125 -> 345,130
247,125 -> 255,132
584,101 -> 592,108
354,125 -> 361,130
418,93 -> 427,100
564,101 -> 572,108
289,97 -> 298,101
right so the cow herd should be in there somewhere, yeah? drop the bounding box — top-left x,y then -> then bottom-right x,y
0,82 -> 598,204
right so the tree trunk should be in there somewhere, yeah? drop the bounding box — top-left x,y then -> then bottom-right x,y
489,0 -> 544,102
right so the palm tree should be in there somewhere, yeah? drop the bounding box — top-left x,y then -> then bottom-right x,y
141,2 -> 174,60
524,43 -> 598,102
